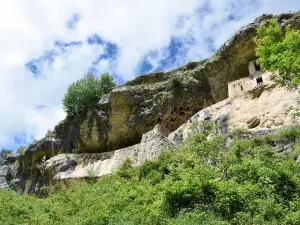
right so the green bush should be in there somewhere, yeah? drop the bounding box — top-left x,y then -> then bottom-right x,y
62,73 -> 116,117
255,19 -> 300,89
1,125 -> 300,224
170,77 -> 182,95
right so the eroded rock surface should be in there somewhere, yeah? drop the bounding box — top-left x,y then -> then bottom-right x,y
169,77 -> 300,145
53,13 -> 277,155
54,12 -> 300,156
0,155 -> 20,189
19,13 -> 300,176
43,125 -> 174,183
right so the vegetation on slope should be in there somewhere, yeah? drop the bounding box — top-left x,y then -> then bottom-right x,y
1,125 -> 300,224
2,15 -> 300,225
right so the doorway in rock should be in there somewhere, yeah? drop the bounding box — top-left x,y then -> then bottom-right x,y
254,61 -> 261,71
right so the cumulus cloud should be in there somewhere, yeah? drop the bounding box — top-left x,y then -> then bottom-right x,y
0,0 -> 299,150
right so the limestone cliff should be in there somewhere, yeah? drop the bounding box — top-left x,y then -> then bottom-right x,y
54,12 -> 300,156
26,72 -> 300,189
54,14 -> 264,154
1,12 -> 300,194
169,72 -> 300,145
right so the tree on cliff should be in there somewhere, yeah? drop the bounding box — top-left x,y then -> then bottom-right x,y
255,18 -> 300,89
62,73 -> 116,117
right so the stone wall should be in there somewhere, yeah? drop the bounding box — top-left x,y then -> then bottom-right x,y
228,77 -> 253,98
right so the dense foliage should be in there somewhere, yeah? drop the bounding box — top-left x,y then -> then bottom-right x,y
255,18 -> 300,89
62,73 -> 116,116
1,125 -> 300,224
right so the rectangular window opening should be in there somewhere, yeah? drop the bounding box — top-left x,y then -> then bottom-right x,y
254,61 -> 261,71
256,77 -> 263,86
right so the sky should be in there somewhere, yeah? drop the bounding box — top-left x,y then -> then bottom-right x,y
0,0 -> 299,151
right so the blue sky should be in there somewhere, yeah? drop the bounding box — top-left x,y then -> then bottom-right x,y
0,0 -> 299,152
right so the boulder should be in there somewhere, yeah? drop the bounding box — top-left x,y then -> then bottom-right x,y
247,116 -> 261,129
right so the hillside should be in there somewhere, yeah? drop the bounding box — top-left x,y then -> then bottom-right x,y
0,12 -> 298,195
1,125 -> 300,224
1,11 -> 300,225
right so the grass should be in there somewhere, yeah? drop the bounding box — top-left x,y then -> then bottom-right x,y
1,125 -> 300,224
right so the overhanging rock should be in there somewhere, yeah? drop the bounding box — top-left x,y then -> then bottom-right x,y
43,125 -> 174,183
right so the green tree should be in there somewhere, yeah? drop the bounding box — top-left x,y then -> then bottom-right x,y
62,73 -> 116,116
255,19 -> 300,89
99,72 -> 116,95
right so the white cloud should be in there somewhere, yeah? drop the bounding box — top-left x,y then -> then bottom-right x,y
0,0 -> 299,150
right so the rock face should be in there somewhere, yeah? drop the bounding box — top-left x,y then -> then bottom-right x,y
0,155 -> 20,189
43,124 -> 174,183
53,12 -> 300,156
168,74 -> 300,145
2,12 -> 300,194
17,133 -> 64,193
53,13 -> 270,155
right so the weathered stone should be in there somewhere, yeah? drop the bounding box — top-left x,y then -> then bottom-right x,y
169,80 -> 300,145
16,146 -> 28,156
0,165 -> 9,189
18,135 -> 63,175
274,117 -> 284,126
53,12 -> 293,155
42,125 -> 174,184
141,124 -> 171,143
247,116 -> 261,129
0,155 -> 20,189
0,177 -> 9,189
226,128 -> 276,148
246,116 -> 257,124
271,143 -> 293,155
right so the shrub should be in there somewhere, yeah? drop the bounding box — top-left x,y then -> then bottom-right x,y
1,125 -> 300,224
116,157 -> 134,180
170,77 -> 182,95
86,169 -> 97,184
255,18 -> 300,117
255,19 -> 300,89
